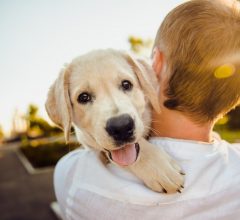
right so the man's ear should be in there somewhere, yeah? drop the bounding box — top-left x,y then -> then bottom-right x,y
123,52 -> 161,113
45,66 -> 72,143
152,47 -> 164,81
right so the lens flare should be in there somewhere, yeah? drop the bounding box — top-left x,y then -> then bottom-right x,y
214,64 -> 235,79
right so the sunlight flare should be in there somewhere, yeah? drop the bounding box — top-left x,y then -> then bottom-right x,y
214,64 -> 235,79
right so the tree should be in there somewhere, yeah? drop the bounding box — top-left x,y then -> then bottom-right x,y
128,36 -> 153,55
0,125 -> 4,141
25,104 -> 62,137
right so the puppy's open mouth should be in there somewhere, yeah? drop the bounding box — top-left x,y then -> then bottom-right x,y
106,143 -> 140,166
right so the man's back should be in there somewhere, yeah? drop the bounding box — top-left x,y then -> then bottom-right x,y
54,138 -> 240,220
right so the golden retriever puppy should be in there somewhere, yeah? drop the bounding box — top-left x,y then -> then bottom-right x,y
45,49 -> 184,193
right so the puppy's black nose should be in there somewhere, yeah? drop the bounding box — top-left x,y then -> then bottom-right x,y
105,114 -> 135,143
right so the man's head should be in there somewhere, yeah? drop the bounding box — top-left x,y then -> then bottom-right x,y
152,0 -> 240,124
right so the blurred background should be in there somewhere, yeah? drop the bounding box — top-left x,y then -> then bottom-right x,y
0,0 -> 239,219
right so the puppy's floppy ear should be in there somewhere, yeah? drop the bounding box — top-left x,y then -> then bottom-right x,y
123,52 -> 161,113
45,66 -> 72,143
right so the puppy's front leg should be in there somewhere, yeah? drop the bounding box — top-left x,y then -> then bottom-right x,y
127,138 -> 184,194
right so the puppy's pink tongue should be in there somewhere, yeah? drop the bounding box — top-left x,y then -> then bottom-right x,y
111,144 -> 137,166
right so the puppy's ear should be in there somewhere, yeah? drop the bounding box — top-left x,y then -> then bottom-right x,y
124,53 -> 161,113
45,66 -> 72,142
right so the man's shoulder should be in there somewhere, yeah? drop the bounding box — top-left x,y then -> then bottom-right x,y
54,147 -> 99,179
228,142 -> 240,150
226,141 -> 240,161
214,139 -> 240,157
54,147 -> 101,211
55,148 -> 82,175
54,148 -> 93,190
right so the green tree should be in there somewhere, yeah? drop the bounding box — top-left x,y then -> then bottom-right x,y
25,104 -> 62,137
128,36 -> 153,55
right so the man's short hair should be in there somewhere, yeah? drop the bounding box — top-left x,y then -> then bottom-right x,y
153,0 -> 240,123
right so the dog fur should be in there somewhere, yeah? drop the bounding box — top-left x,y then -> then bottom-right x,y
46,49 -> 184,193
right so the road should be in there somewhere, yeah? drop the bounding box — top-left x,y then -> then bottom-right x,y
0,144 -> 58,220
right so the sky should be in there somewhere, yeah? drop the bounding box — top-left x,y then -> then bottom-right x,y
0,0 -> 184,134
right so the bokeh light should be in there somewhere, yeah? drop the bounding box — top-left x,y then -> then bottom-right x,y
214,64 -> 235,79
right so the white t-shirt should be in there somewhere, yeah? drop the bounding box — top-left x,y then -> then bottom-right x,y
54,137 -> 240,220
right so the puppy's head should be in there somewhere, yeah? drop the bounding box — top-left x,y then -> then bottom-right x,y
46,49 -> 160,166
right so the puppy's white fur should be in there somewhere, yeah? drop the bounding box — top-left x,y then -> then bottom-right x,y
46,49 -> 184,193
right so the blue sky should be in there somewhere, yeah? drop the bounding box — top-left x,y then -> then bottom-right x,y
0,0 -> 183,133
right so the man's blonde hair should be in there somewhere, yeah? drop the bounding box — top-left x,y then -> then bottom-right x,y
154,0 -> 240,123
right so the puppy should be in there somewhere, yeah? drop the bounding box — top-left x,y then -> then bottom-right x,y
45,49 -> 184,193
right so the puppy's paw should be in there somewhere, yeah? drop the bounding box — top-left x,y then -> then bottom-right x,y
142,152 -> 185,194
128,139 -> 185,194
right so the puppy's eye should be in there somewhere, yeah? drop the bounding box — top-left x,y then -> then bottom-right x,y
121,80 -> 133,91
77,92 -> 92,104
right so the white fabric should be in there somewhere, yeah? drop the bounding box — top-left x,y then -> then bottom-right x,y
54,137 -> 240,220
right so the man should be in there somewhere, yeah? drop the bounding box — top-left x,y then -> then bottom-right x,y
54,0 -> 240,219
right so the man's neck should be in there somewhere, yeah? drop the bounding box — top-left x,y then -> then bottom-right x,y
151,107 -> 214,143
